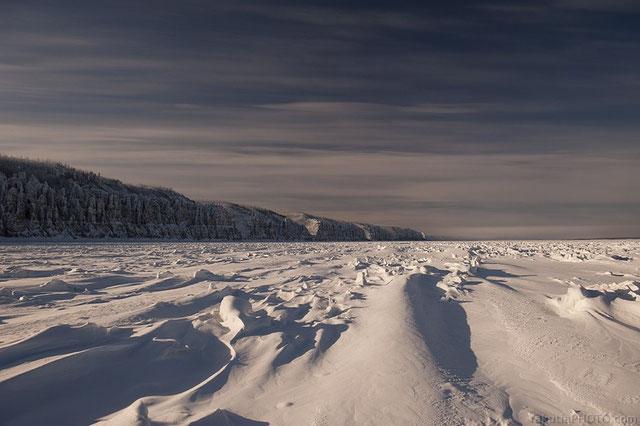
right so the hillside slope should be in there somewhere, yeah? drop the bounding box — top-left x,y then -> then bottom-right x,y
0,156 -> 425,241
289,213 -> 426,241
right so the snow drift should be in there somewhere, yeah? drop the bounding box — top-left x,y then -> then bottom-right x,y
0,240 -> 639,424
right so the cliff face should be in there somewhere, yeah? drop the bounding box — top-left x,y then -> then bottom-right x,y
0,156 -> 425,241
288,214 -> 425,241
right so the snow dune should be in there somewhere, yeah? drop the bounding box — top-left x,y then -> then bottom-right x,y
0,240 -> 639,425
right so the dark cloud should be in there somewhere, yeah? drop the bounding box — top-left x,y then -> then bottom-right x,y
0,0 -> 639,238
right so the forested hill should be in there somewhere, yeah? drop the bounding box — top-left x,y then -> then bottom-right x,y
0,156 -> 425,241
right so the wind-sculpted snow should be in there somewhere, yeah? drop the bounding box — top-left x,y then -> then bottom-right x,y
0,240 -> 639,425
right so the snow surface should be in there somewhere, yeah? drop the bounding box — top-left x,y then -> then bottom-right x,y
0,240 -> 639,425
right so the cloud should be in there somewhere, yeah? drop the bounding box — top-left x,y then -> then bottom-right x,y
0,0 -> 639,238
215,3 -> 458,33
555,0 -> 640,11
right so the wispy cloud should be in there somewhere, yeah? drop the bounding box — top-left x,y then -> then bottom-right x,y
555,0 -> 640,11
0,0 -> 638,238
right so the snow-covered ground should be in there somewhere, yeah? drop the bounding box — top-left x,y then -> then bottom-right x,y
1,241 -> 639,425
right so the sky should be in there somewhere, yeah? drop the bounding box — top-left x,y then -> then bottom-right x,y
1,0 -> 639,239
